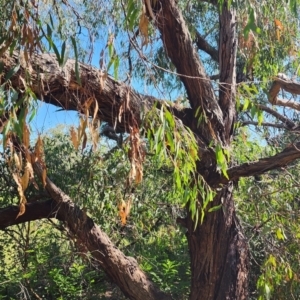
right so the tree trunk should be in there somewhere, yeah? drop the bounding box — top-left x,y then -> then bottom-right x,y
186,184 -> 249,299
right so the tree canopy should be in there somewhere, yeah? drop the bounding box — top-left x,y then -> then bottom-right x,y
1,0 -> 300,299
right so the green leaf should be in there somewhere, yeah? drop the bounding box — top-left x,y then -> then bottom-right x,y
257,110 -> 263,125
208,204 -> 222,213
166,131 -> 175,152
47,23 -> 52,38
5,64 -> 20,81
276,228 -> 285,240
52,42 -> 61,65
61,41 -> 66,64
265,283 -> 271,300
165,109 -> 175,128
71,37 -> 81,84
243,98 -> 250,111
250,105 -> 256,118
113,56 -> 119,80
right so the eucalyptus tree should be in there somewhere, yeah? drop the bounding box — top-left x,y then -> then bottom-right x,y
1,0 -> 300,299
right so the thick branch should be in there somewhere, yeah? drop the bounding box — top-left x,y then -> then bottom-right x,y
257,104 -> 296,129
213,142 -> 300,185
1,52 -> 183,134
153,0 -> 224,143
218,1 -> 237,143
195,31 -> 219,63
31,162 -> 172,300
269,73 -> 300,111
241,120 -> 289,129
0,199 -> 59,229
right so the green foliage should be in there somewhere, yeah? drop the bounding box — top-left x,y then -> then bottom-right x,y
233,129 -> 300,300
145,105 -> 215,225
1,0 -> 300,299
0,127 -> 190,299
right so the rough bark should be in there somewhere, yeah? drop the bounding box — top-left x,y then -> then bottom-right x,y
186,185 -> 248,300
152,1 -> 249,299
0,51 -> 184,133
154,0 -> 225,144
218,3 -> 237,143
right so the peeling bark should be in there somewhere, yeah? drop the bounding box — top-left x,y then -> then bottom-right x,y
219,3 -> 237,143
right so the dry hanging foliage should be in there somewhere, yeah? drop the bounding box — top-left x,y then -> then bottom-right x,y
70,116 -> 88,151
274,19 -> 283,41
128,124 -> 146,185
139,5 -> 149,46
32,136 -> 47,187
70,98 -> 100,151
118,198 -> 132,226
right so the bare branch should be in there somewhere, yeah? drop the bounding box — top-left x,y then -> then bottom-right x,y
257,104 -> 296,129
195,31 -> 219,63
240,120 -> 290,129
214,142 -> 300,185
210,74 -> 220,80
0,199 -> 59,229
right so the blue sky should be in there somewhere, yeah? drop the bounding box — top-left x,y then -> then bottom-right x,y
30,102 -> 79,136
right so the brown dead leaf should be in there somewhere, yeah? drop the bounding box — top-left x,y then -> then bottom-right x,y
12,173 -> 27,212
118,102 -> 124,123
93,99 -> 99,124
42,168 -> 47,188
118,199 -> 132,226
26,160 -> 38,190
88,119 -> 100,151
23,124 -> 30,149
14,152 -> 22,171
128,125 -> 145,185
34,136 -> 44,162
274,19 -> 283,41
78,117 -> 88,142
82,131 -> 87,152
99,71 -> 107,91
70,126 -> 79,150
21,167 -> 29,191
139,9 -> 149,46
16,202 -> 26,219
83,97 -> 94,111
